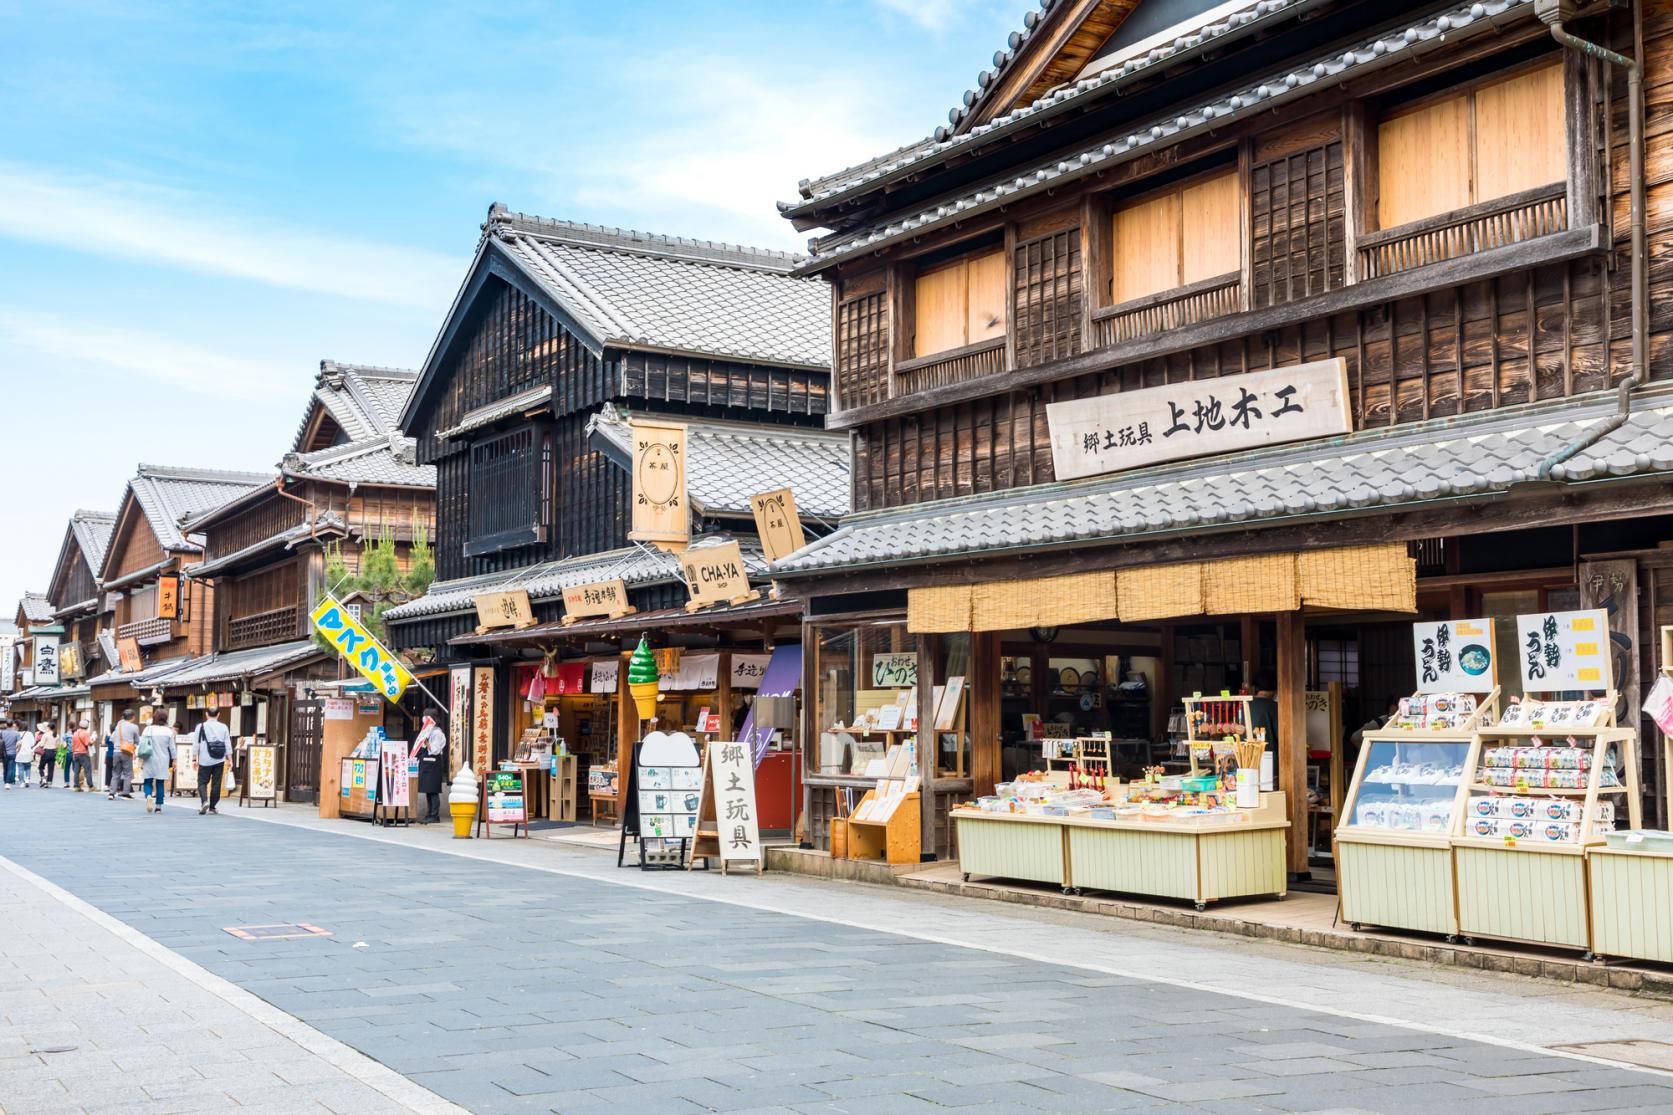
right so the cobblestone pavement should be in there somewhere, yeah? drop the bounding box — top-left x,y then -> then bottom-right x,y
4,790 -> 1673,1114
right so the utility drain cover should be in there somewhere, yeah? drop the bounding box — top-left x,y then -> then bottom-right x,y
223,923 -> 332,941
1552,1040 -> 1673,1073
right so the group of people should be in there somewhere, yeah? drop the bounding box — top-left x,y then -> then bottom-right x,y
1,707 -> 236,815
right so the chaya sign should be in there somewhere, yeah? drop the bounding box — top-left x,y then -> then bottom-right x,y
749,488 -> 806,564
1046,358 -> 1351,480
562,578 -> 632,622
308,598 -> 413,702
678,541 -> 757,610
1413,619 -> 1497,693
1517,609 -> 1613,692
629,419 -> 688,548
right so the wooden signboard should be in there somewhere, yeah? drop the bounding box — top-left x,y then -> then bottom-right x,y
749,488 -> 806,564
58,641 -> 83,680
157,574 -> 181,620
241,741 -> 277,807
472,667 -> 495,773
629,419 -> 688,548
448,666 -> 470,774
478,769 -> 527,838
678,541 -> 757,611
687,740 -> 762,874
1046,358 -> 1351,480
473,589 -> 535,632
562,578 -> 634,624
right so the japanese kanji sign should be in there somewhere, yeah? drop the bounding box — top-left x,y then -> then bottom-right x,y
472,666 -> 495,772
472,589 -> 533,630
1045,358 -> 1351,480
749,488 -> 806,564
706,740 -> 761,863
1412,619 -> 1497,693
248,743 -> 277,800
157,574 -> 181,620
1517,609 -> 1613,693
871,651 -> 917,688
629,419 -> 688,548
678,541 -> 753,609
449,666 -> 470,773
117,636 -> 143,673
308,598 -> 413,702
562,578 -> 630,620
31,635 -> 59,685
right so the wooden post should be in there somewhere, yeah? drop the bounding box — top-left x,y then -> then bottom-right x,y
715,651 -> 734,740
613,654 -> 635,821
970,631 -> 1001,798
1276,611 -> 1308,876
917,635 -> 937,860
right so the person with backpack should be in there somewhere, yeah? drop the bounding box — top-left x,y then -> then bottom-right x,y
194,707 -> 232,814
109,709 -> 139,799
14,726 -> 37,787
137,713 -> 176,814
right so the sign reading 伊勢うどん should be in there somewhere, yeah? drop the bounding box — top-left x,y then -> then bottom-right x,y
1517,609 -> 1613,692
1045,359 -> 1351,480
1412,619 -> 1497,693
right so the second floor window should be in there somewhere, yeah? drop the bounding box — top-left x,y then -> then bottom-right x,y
913,248 -> 1007,357
465,426 -> 550,557
1111,168 -> 1239,304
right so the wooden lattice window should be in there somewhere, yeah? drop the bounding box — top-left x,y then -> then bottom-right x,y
465,426 -> 548,557
1249,140 -> 1345,309
836,292 -> 888,410
1013,227 -> 1082,368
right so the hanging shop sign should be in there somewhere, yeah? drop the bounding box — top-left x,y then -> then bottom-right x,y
1517,609 -> 1613,692
729,654 -> 771,689
0,642 -> 13,691
562,578 -> 632,622
247,743 -> 277,800
448,666 -> 470,772
117,636 -> 143,673
1412,619 -> 1497,693
749,488 -> 806,564
871,651 -> 917,688
678,541 -> 756,610
308,598 -> 412,702
1045,358 -> 1351,481
472,666 -> 495,773
628,419 -> 688,548
58,641 -> 83,680
473,589 -> 534,631
157,574 -> 181,620
32,635 -> 60,686
590,657 -> 620,694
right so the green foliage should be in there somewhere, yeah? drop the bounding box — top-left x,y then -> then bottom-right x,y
311,516 -> 433,649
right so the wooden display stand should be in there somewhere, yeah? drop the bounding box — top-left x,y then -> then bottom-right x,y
1042,736 -> 1113,780
317,703 -> 386,820
846,789 -> 921,865
1181,695 -> 1254,777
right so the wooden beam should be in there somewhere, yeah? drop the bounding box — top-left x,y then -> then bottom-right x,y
1275,611 -> 1308,876
970,631 -> 1002,798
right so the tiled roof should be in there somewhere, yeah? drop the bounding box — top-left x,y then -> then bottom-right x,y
586,404 -> 851,521
70,510 -> 117,572
127,464 -> 270,552
772,392 -> 1673,576
384,535 -> 768,623
452,595 -> 802,645
438,385 -> 553,441
292,360 -> 418,450
18,593 -> 52,624
485,208 -> 831,370
790,0 -> 1530,269
86,654 -> 194,691
190,513 -> 349,579
281,434 -> 435,488
154,639 -> 323,690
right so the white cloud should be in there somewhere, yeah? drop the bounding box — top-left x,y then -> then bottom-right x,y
0,165 -> 460,311
0,310 -> 293,402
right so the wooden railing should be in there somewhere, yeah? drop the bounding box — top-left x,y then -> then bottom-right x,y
893,338 -> 1006,392
1092,273 -> 1242,347
1358,183 -> 1567,280
118,617 -> 172,647
226,605 -> 300,651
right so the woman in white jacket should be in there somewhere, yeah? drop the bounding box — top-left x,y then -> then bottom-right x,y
137,715 -> 177,814
13,729 -> 36,787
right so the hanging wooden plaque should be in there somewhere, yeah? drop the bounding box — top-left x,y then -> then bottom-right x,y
629,420 -> 688,548
749,488 -> 806,564
679,541 -> 757,611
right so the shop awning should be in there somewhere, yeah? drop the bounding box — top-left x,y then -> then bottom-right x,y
152,639 -> 324,691
86,655 -> 195,693
450,596 -> 803,646
907,544 -> 1414,632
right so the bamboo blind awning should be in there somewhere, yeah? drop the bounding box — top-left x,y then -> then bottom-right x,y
907,544 -> 1413,632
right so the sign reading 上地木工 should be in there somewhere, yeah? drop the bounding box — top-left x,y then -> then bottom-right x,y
1412,619 -> 1497,693
562,578 -> 631,621
1045,359 -> 1351,480
308,598 -> 412,703
871,651 -> 917,688
678,541 -> 755,609
629,419 -> 688,548
708,740 -> 761,863
749,488 -> 806,564
1517,609 -> 1613,692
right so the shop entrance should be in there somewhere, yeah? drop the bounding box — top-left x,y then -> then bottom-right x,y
286,698 -> 322,803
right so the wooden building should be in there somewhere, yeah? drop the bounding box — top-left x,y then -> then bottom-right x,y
180,361 -> 435,802
14,511 -> 121,733
4,592 -> 59,728
777,0 -> 1672,870
386,209 -> 839,817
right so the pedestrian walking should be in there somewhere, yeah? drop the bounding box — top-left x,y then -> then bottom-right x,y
413,709 -> 448,824
193,707 -> 231,814
137,715 -> 176,814
56,727 -> 70,786
14,727 -> 37,788
1,720 -> 17,788
70,719 -> 94,791
103,725 -> 116,793
109,709 -> 139,799
37,723 -> 59,787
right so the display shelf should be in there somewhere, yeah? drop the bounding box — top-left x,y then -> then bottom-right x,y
1468,784 -> 1624,796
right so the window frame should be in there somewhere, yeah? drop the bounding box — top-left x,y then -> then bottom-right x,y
1091,156 -> 1246,318
892,230 -> 1009,368
462,422 -> 551,559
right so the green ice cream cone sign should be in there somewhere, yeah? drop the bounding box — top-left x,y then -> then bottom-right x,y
628,636 -> 659,721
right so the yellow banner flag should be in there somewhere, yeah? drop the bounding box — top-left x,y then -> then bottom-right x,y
309,598 -> 413,703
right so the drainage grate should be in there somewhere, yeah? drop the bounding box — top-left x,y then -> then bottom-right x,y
223,923 -> 332,941
1551,1040 -> 1673,1073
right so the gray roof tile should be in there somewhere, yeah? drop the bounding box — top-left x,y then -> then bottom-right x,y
154,639 -> 323,690
281,435 -> 435,488
127,464 -> 271,552
70,510 -> 117,572
18,592 -> 52,624
292,361 -> 418,450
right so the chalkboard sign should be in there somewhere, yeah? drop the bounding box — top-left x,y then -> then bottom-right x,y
478,769 -> 527,838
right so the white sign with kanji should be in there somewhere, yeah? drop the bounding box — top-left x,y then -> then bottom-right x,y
1517,609 -> 1613,693
1412,619 -> 1497,693
708,740 -> 760,863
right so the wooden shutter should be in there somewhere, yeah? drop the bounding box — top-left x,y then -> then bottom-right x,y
836,292 -> 888,409
1113,194 -> 1179,303
1013,227 -> 1082,368
914,262 -> 968,357
1250,140 -> 1346,308
966,251 -> 1008,343
1181,172 -> 1240,285
1474,63 -> 1565,202
1378,96 -> 1471,228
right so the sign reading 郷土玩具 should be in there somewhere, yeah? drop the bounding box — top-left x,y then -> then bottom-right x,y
1045,359 -> 1351,480
308,599 -> 413,703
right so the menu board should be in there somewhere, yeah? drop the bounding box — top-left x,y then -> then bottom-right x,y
247,743 -> 277,801
485,770 -> 526,823
1412,618 -> 1497,693
1516,609 -> 1612,692
637,765 -> 702,839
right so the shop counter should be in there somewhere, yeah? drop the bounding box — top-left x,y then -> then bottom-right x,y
1586,845 -> 1673,963
1453,839 -> 1591,950
953,793 -> 1288,910
1336,835 -> 1458,937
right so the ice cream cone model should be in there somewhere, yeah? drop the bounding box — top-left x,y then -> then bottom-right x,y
627,637 -> 660,722
448,764 -> 478,838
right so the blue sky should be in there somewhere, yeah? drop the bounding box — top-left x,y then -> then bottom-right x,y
0,0 -> 1023,602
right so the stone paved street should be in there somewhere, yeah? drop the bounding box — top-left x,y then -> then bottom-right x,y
5,789 -> 1673,1114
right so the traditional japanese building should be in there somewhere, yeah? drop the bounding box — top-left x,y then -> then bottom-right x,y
15,510 -> 121,730
5,592 -> 58,727
385,208 -> 838,821
179,361 -> 435,802
777,0 -> 1671,867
